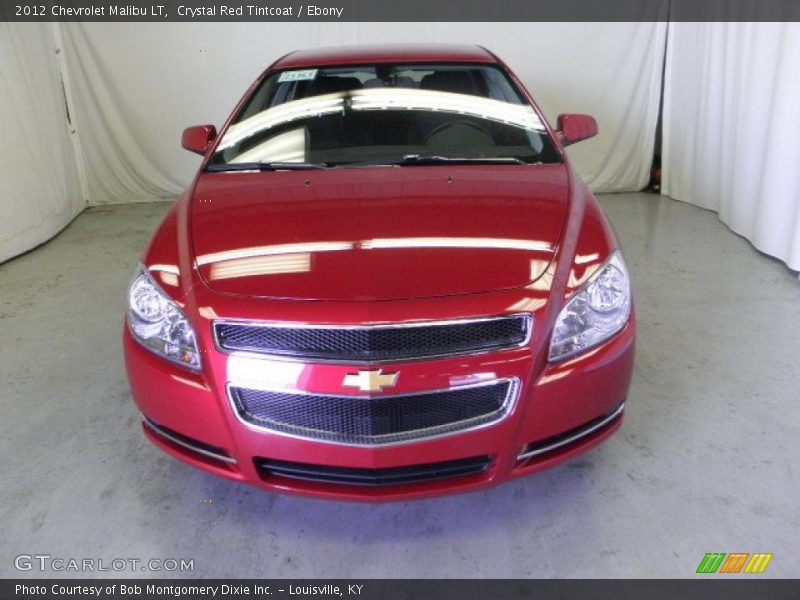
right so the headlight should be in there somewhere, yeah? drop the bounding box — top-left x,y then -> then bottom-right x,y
549,251 -> 631,361
127,265 -> 201,369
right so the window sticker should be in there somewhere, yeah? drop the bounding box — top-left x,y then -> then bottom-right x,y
278,69 -> 318,83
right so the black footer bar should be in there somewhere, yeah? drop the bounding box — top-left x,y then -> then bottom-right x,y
3,579 -> 800,600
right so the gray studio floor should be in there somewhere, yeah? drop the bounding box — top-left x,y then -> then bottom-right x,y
1,193 -> 798,578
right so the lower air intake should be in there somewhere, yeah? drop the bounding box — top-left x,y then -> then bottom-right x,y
255,455 -> 492,486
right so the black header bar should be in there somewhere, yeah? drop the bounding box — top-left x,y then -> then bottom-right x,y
2,0 -> 800,22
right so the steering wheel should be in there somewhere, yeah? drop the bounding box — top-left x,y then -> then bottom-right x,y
424,120 -> 493,145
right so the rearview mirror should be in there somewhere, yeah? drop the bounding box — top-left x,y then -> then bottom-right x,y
556,114 -> 598,146
181,125 -> 217,155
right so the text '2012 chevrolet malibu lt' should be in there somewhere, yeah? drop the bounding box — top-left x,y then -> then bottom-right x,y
123,44 -> 635,501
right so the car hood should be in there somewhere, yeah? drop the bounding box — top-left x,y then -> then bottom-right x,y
191,165 -> 569,301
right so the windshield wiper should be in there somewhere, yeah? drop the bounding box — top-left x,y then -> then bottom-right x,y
395,154 -> 526,166
327,161 -> 397,168
206,161 -> 327,172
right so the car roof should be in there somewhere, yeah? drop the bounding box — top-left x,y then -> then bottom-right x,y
273,44 -> 498,70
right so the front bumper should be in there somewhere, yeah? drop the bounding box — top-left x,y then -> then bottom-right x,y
123,312 -> 634,501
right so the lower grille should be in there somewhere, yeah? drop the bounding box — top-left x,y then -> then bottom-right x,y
230,379 -> 517,446
255,455 -> 492,486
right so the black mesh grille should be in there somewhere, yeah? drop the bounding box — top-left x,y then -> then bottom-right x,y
230,380 -> 515,445
214,315 -> 530,362
255,455 -> 492,487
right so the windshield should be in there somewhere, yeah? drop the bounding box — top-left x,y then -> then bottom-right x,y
208,63 -> 560,169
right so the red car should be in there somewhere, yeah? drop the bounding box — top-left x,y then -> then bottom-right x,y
124,44 -> 635,501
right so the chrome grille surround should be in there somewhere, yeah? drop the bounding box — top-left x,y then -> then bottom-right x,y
227,378 -> 520,446
213,314 -> 532,363
143,416 -> 237,465
517,403 -> 625,461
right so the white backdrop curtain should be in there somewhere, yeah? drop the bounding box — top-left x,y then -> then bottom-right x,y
2,21 -> 666,261
0,24 -> 84,263
7,21 -> 800,271
662,22 -> 800,271
58,22 -> 667,205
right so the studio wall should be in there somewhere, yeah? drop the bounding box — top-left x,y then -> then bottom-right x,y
2,22 -> 671,262
58,22 -> 667,205
662,22 -> 800,271
0,24 -> 84,263
32,22 -> 793,268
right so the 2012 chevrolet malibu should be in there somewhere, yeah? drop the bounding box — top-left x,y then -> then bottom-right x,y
123,44 -> 635,500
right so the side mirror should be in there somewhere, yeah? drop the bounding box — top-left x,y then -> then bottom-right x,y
556,114 -> 598,146
181,125 -> 217,155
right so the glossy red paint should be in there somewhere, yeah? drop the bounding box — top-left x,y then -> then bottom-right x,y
123,45 -> 635,501
274,44 -> 497,70
181,124 -> 217,156
557,114 -> 599,147
191,165 -> 567,301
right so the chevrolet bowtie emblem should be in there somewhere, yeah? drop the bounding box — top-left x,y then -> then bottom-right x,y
342,369 -> 399,393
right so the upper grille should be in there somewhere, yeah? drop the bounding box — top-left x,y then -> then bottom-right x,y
214,314 -> 531,362
229,379 -> 517,445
